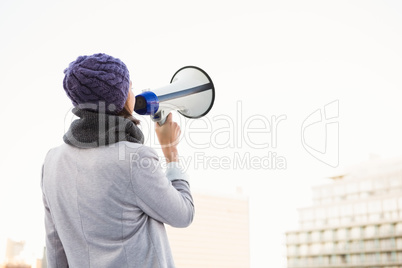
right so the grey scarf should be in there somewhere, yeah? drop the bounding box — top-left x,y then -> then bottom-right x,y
64,108 -> 144,148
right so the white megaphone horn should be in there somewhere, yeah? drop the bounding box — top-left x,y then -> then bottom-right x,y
134,66 -> 215,125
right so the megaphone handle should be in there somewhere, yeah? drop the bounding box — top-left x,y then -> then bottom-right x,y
157,117 -> 167,126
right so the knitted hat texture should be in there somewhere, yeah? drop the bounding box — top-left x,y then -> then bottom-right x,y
63,53 -> 130,114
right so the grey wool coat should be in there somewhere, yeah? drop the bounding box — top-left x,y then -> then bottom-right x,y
41,142 -> 194,268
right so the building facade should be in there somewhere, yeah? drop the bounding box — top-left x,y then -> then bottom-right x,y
166,190 -> 250,268
286,157 -> 402,267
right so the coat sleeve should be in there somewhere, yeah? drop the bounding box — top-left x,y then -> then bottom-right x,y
129,146 -> 194,228
41,165 -> 69,268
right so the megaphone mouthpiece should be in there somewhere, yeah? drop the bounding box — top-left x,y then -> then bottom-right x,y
133,91 -> 159,115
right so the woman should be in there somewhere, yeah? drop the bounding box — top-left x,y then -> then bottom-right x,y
41,53 -> 194,267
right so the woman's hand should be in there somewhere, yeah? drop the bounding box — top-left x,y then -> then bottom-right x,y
155,113 -> 181,163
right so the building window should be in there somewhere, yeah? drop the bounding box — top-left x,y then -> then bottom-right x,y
389,175 -> 402,187
354,202 -> 367,215
368,200 -> 382,214
323,229 -> 333,241
336,228 -> 347,240
383,197 -> 397,212
396,223 -> 402,234
286,233 -> 298,244
298,232 -> 308,244
360,180 -> 372,192
396,238 -> 402,249
365,239 -> 375,250
350,227 -> 361,239
374,178 -> 387,191
364,225 -> 376,237
379,223 -> 393,236
310,243 -> 320,254
311,231 -> 320,242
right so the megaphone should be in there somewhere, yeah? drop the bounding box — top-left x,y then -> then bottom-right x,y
134,66 -> 215,125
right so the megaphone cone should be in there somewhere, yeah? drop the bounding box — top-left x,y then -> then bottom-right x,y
134,66 -> 215,125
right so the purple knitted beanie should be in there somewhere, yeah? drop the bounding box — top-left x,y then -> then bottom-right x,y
63,53 -> 130,114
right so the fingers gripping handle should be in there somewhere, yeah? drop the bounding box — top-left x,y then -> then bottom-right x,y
157,117 -> 167,126
152,110 -> 168,126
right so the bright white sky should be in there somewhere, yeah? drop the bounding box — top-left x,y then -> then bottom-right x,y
1,0 -> 402,267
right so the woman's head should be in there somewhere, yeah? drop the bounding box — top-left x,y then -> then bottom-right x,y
63,53 -> 131,115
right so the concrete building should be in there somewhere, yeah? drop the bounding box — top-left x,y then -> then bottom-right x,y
166,190 -> 250,268
1,238 -> 30,268
286,157 -> 402,267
